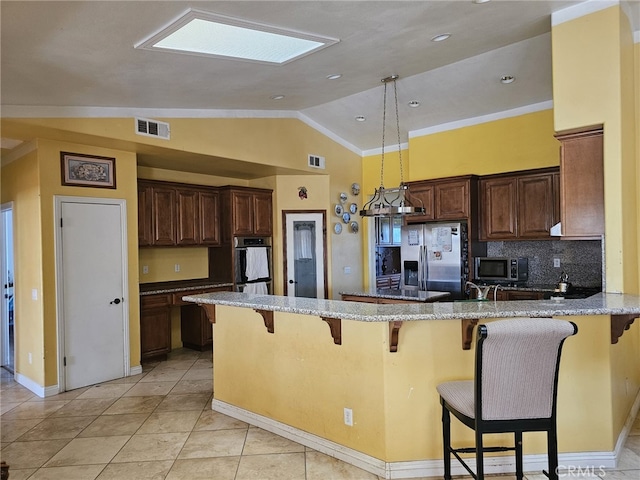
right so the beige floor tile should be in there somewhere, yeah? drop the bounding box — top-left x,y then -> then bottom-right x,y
123,381 -> 177,396
28,387 -> 90,402
44,435 -> 130,467
0,418 -> 42,442
1,400 -> 68,420
617,443 -> 640,470
51,398 -> 116,417
96,460 -> 173,479
111,432 -> 189,463
78,413 -> 149,437
155,393 -> 211,412
166,457 -> 240,480
193,410 -> 248,431
137,410 -> 201,434
0,468 -> 38,480
235,452 -> 306,480
18,415 -> 96,440
153,360 -> 197,371
75,383 -> 134,399
191,358 -> 213,369
242,428 -> 306,455
102,395 -> 163,415
101,372 -> 148,385
597,471 -> 640,479
182,368 -> 213,381
306,450 -> 378,479
139,368 -> 187,383
170,379 -> 213,395
0,401 -> 21,415
0,386 -> 36,403
27,464 -> 106,479
0,439 -> 71,469
178,429 -> 248,459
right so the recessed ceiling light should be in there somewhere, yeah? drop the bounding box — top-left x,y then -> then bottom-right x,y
473,0 -> 491,4
326,74 -> 342,80
431,33 -> 451,42
355,116 -> 366,122
270,95 -> 285,100
135,8 -> 339,65
408,101 -> 421,108
500,75 -> 515,84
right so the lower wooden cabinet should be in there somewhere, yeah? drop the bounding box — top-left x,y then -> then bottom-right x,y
181,305 -> 212,351
140,294 -> 172,361
495,290 -> 544,301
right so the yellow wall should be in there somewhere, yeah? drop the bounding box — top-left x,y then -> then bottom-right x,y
552,5 -> 639,295
1,146 -> 45,384
213,307 -> 626,462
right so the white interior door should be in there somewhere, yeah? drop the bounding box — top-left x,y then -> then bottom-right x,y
284,212 -> 326,299
1,203 -> 14,373
56,197 -> 129,390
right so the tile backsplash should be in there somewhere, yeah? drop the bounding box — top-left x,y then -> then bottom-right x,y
486,240 -> 603,288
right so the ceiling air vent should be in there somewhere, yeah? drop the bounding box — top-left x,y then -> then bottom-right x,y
308,154 -> 325,169
135,117 -> 170,140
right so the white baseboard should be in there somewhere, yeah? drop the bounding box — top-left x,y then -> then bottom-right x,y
130,365 -> 143,376
212,399 -> 628,479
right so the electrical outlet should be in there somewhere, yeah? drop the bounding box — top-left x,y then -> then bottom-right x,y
32,289 -> 38,300
174,264 -> 180,272
344,266 -> 351,274
554,258 -> 561,268
343,407 -> 353,426
142,265 -> 149,274
28,352 -> 32,364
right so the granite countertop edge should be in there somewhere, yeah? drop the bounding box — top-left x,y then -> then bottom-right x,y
182,292 -> 640,322
339,290 -> 451,301
141,281 -> 234,296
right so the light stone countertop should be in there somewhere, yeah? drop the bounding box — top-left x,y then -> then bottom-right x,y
182,291 -> 640,322
339,288 -> 451,302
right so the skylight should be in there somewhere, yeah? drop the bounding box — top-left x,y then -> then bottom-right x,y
136,9 -> 339,65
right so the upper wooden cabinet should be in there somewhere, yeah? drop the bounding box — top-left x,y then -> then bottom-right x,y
138,180 -> 220,247
219,186 -> 273,241
555,126 -> 604,239
479,167 -> 559,241
406,176 -> 477,224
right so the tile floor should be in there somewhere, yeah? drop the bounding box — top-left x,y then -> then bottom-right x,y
1,348 -> 638,479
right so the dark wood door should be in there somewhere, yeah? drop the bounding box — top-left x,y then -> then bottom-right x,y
231,191 -> 254,236
480,177 -> 517,240
517,173 -> 555,238
199,190 -> 220,245
406,182 -> 434,223
176,188 -> 199,245
137,183 -> 153,246
151,186 -> 176,246
253,192 -> 273,236
140,295 -> 172,361
435,180 -> 469,219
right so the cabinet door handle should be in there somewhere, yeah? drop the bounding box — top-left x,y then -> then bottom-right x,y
110,298 -> 122,305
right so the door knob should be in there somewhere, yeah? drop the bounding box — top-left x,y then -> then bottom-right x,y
110,298 -> 122,305
289,280 -> 297,284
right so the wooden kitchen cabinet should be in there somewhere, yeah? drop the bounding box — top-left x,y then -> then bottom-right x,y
479,167 -> 559,241
140,294 -> 172,361
495,290 -> 544,301
406,175 -> 477,224
405,183 -> 435,222
138,180 -> 221,247
555,126 -> 604,239
220,186 -> 273,241
179,286 -> 232,350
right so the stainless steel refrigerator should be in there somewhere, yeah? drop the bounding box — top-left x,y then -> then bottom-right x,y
400,222 -> 469,299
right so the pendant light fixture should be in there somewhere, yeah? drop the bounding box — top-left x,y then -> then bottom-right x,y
359,75 -> 425,217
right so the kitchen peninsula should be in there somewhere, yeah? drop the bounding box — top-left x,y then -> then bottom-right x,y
340,288 -> 450,303
183,291 -> 640,479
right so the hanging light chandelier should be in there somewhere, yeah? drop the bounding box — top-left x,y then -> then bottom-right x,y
359,75 -> 425,217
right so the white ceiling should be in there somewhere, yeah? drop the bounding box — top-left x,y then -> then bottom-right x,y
1,1 -> 638,165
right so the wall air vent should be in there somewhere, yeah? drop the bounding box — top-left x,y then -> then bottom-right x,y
135,117 -> 170,140
308,154 -> 325,169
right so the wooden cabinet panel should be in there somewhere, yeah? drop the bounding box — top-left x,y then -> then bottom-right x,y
138,184 -> 153,247
181,305 -> 213,350
176,189 -> 200,245
555,126 -> 604,239
494,290 -> 544,301
152,186 -> 177,246
517,174 -> 555,238
406,183 -> 434,223
480,177 -> 517,240
435,180 -> 469,219
140,294 -> 171,361
231,191 -> 254,236
253,192 -> 273,236
199,190 -> 220,245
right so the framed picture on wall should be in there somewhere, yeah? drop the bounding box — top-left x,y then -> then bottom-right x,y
60,152 -> 116,189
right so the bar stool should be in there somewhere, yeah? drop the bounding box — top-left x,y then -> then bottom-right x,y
436,317 -> 577,480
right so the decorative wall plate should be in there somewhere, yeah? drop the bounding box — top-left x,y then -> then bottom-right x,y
351,183 -> 361,196
349,203 -> 358,214
342,212 -> 351,223
350,221 -> 359,233
339,192 -> 348,203
334,223 -> 342,234
334,204 -> 343,216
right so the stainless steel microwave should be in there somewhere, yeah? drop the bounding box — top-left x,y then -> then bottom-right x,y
474,257 -> 528,284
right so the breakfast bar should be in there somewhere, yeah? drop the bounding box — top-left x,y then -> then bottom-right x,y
183,292 -> 640,479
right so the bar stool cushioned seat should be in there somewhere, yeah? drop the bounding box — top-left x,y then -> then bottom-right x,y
436,317 -> 577,480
